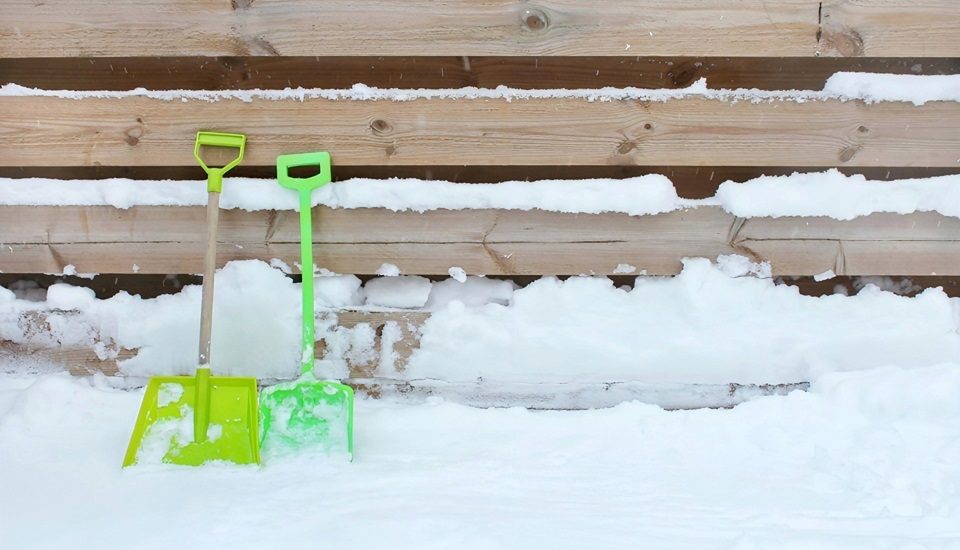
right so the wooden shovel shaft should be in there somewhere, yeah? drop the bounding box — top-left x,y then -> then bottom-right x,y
198,190 -> 219,367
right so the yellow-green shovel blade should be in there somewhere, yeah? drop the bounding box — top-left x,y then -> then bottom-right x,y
122,374 -> 260,467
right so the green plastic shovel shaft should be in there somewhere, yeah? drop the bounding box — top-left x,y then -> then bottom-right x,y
276,152 -> 332,378
297,186 -> 316,377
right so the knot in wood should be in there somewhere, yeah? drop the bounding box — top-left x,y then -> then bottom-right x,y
838,144 -> 861,163
520,8 -> 549,32
670,61 -> 702,88
821,26 -> 864,57
616,140 -> 638,155
370,119 -> 393,135
125,126 -> 143,146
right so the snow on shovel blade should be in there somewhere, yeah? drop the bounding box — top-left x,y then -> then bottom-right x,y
260,378 -> 354,459
122,375 -> 260,467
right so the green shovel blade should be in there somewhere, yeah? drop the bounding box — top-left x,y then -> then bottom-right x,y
260,377 -> 354,458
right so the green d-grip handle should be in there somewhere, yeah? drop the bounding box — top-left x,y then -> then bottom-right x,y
277,152 -> 332,193
194,131 -> 246,193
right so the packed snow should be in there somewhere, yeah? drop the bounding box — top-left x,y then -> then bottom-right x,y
2,365 -> 960,549
4,72 -> 960,104
1,169 -> 960,220
2,258 -> 958,389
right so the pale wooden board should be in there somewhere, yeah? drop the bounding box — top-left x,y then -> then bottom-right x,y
3,0 -> 958,57
0,205 -> 957,276
2,97 -> 959,167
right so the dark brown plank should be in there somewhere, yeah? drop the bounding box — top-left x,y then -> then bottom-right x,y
3,57 -> 958,92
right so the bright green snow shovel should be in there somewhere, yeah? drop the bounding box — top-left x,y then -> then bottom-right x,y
260,152 -> 354,459
122,132 -> 260,467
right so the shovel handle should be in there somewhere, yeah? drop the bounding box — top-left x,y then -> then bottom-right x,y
277,152 -> 332,192
276,152 -> 332,377
194,131 -> 246,193
193,131 -> 246,370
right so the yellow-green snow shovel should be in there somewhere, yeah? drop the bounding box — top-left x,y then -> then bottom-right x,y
122,132 -> 260,467
260,152 -> 354,459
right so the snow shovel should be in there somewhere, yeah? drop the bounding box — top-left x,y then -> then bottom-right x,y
122,132 -> 260,467
260,152 -> 354,459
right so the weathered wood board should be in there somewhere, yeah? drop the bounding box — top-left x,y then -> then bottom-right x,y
4,0 -> 958,57
1,206 -> 957,276
2,96 -> 958,167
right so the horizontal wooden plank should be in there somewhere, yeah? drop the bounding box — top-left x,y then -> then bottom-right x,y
2,97 -> 958,167
3,1 -> 958,57
1,205 -> 957,276
3,57 -> 958,92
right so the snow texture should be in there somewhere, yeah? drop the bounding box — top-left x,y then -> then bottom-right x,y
4,72 -> 960,104
2,366 -> 960,548
2,258 -> 958,387
1,169 -> 958,220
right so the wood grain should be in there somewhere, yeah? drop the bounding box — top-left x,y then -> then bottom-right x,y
1,205 -> 957,276
3,0 -> 958,57
2,96 -> 958,168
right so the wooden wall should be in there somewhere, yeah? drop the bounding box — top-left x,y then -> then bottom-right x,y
1,1 -> 958,391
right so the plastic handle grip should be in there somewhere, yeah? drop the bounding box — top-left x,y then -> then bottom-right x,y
194,131 -> 247,193
277,152 -> 332,193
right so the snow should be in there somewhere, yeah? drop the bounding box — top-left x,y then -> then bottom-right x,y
2,366 -> 960,549
715,170 -> 960,220
2,258 -> 958,387
4,72 -> 960,104
407,258 -> 959,386
363,275 -> 432,309
823,72 -> 960,106
2,169 -> 958,220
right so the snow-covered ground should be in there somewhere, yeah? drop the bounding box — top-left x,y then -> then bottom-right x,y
2,365 -> 960,549
2,73 -> 960,548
